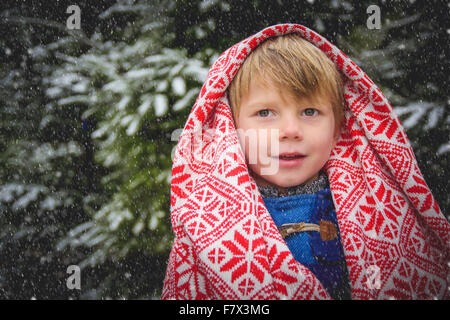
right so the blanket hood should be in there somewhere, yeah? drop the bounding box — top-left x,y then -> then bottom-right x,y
162,24 -> 449,300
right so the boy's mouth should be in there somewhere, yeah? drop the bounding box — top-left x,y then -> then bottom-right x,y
274,153 -> 306,168
277,152 -> 305,160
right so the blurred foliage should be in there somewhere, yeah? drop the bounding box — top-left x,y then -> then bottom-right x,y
0,0 -> 448,299
49,14 -> 214,267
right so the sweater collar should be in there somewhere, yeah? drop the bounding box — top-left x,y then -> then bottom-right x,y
257,171 -> 329,198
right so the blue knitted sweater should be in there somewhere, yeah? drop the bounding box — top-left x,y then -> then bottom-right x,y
259,173 -> 351,300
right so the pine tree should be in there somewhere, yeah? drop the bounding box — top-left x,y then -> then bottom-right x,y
41,0 -> 213,298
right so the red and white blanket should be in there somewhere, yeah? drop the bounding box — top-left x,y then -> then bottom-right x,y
162,24 -> 449,300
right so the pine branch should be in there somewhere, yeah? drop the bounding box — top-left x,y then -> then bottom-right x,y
1,15 -> 100,49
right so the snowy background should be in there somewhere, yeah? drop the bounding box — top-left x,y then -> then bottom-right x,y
0,0 -> 448,299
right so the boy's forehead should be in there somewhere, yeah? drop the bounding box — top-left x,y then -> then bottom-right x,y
251,75 -> 332,107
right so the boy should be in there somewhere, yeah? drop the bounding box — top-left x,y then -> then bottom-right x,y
162,24 -> 449,300
228,34 -> 351,299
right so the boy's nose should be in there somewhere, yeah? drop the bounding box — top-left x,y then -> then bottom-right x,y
279,117 -> 303,140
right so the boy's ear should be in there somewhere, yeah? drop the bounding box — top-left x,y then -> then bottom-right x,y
332,136 -> 338,150
332,124 -> 341,149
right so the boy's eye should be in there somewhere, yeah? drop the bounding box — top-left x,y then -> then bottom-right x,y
257,109 -> 272,117
303,108 -> 318,117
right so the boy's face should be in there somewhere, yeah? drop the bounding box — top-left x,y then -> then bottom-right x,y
235,77 -> 339,189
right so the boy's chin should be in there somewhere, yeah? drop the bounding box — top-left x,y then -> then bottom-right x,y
251,172 -> 319,189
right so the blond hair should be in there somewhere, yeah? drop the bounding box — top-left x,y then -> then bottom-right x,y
228,33 -> 344,129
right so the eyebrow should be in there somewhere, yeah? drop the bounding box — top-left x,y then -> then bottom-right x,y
242,101 -> 272,111
245,101 -> 331,111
